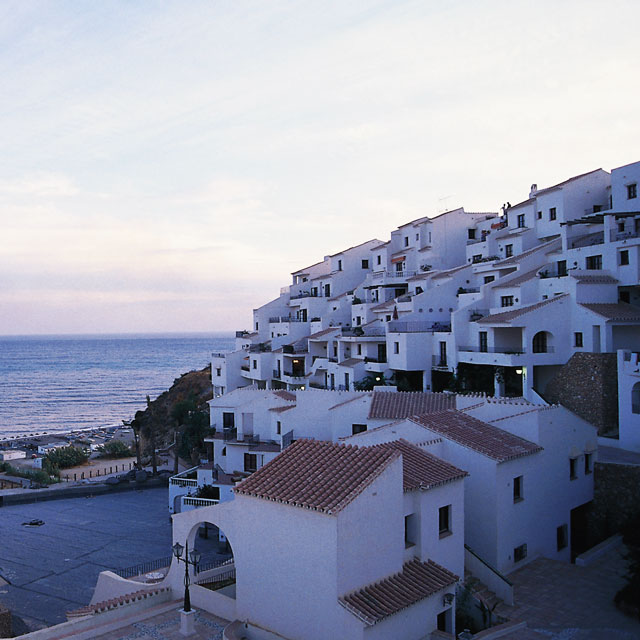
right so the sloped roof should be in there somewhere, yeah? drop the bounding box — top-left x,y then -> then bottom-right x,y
339,559 -> 458,626
579,302 -> 640,321
493,268 -> 540,288
234,439 -> 399,514
372,439 -> 467,491
477,294 -> 569,324
368,391 -> 456,419
273,390 -> 296,402
308,328 -> 340,340
329,393 -> 371,411
269,405 -> 296,413
571,274 -> 619,284
493,237 -> 561,266
410,410 -> 542,462
338,357 -> 365,367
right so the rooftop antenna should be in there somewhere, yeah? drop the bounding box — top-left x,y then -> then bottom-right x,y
437,195 -> 453,213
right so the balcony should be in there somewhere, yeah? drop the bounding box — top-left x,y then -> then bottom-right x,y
469,309 -> 489,321
569,231 -> 605,249
388,320 -> 451,333
241,365 -> 250,372
459,346 -> 526,355
212,351 -> 230,359
371,269 -> 417,280
248,343 -> 271,353
269,316 -> 306,323
610,228 -> 640,242
432,355 -> 448,369
169,467 -> 199,488
182,496 -> 220,510
223,428 -> 238,442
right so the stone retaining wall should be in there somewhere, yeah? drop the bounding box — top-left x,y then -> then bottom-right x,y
0,604 -> 11,638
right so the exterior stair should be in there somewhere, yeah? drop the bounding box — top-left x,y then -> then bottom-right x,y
463,570 -> 514,622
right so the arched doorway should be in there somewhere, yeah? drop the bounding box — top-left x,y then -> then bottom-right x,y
532,331 -> 552,353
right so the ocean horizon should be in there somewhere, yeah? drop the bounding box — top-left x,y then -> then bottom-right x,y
0,332 -> 235,438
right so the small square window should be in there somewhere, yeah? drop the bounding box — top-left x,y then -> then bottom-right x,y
439,505 -> 452,536
517,214 -> 525,228
394,342 -> 400,354
513,476 -> 524,502
415,233 -> 419,241
405,514 -> 417,548
404,237 -> 409,247
468,229 -> 476,240
620,250 -> 629,266
570,457 -> 578,480
377,255 -> 381,265
276,421 -> 281,435
585,453 -> 593,475
252,360 -> 257,369
352,423 -> 367,435
505,244 -> 513,258
484,275 -> 495,284
362,259 -> 369,269
549,207 -> 557,221
585,255 -> 602,270
557,524 -> 568,551
514,543 -> 527,562
618,222 -> 626,232
501,295 -> 514,308
627,183 -> 637,200
574,332 -> 583,347
216,367 -> 222,377
537,211 -> 542,219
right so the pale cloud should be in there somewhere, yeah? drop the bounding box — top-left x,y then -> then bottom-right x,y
0,0 -> 639,334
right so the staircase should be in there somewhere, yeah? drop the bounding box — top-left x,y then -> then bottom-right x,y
463,570 -> 513,623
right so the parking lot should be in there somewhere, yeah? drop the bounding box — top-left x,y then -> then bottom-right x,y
0,487 -> 172,632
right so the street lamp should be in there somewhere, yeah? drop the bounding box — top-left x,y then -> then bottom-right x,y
172,541 -> 201,612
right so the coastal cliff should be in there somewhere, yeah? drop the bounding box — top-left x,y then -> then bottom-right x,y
134,365 -> 212,457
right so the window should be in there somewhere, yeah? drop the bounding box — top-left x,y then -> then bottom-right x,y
468,229 -> 476,240
416,233 -> 419,241
585,255 -> 602,270
472,254 -> 483,263
386,315 -> 391,322
549,207 -> 557,220
439,505 -> 452,536
593,205 -> 602,213
574,332 -> 583,347
537,210 -> 542,219
405,514 -> 417,548
517,214 -> 525,228
479,331 -> 488,353
484,275 -> 495,284
570,457 -> 578,480
244,453 -> 257,473
255,322 -> 259,331
221,446 -> 226,456
404,236 -> 409,247
352,423 -> 367,435
357,344 -> 362,355
252,360 -> 257,369
394,342 -> 400,354
628,183 -> 637,200
377,255 -> 381,265
501,295 -> 514,307
505,244 -> 513,257
619,222 -> 625,233
620,291 -> 630,303
356,316 -> 362,326
513,476 -> 524,502
514,543 -> 527,562
620,250 -> 629,266
215,367 -> 221,377
557,524 -> 568,551
532,331 -> 548,353
361,259 -> 369,269
223,412 -> 235,429
276,421 -> 281,435
557,260 -> 567,276
585,453 -> 593,475
416,286 -> 423,294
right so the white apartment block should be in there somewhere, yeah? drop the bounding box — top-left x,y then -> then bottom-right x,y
210,161 -> 640,451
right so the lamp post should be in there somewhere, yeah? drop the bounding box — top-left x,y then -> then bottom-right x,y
172,541 -> 201,612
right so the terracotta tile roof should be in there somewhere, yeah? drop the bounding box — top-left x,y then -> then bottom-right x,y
410,410 -> 542,462
579,302 -> 640,321
368,391 -> 456,419
273,390 -> 296,402
269,405 -> 296,413
571,274 -> 619,284
371,299 -> 394,312
493,268 -> 540,288
308,328 -> 340,340
493,237 -> 561,266
477,294 -> 569,324
372,439 -> 467,491
338,357 -> 365,367
234,439 -> 399,514
339,559 -> 458,626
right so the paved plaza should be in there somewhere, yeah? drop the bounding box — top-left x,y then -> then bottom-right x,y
502,544 -> 640,640
0,487 -> 172,631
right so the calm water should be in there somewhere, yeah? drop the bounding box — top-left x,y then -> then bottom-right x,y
0,333 -> 234,438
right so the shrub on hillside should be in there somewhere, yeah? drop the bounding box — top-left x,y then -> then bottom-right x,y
44,445 -> 89,471
96,440 -> 133,459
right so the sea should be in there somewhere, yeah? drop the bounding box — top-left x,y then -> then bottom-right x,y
0,333 -> 235,439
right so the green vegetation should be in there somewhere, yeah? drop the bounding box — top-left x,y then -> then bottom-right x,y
0,461 -> 58,485
96,440 -> 134,459
43,445 -> 89,473
171,393 -> 212,461
354,373 -> 393,391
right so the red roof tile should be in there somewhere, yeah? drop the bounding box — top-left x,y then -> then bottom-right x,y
308,328 -> 340,340
477,294 -> 569,324
339,559 -> 458,626
233,439 -> 399,514
579,302 -> 640,321
273,390 -> 296,402
410,410 -> 542,462
372,439 -> 467,491
493,268 -> 540,288
368,391 -> 456,419
571,274 -> 618,284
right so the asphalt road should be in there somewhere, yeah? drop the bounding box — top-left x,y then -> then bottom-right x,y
0,487 -> 172,631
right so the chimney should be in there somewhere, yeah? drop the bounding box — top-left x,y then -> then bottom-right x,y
529,183 -> 538,198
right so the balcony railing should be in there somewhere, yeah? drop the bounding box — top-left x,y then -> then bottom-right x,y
610,228 -> 640,242
248,343 -> 271,353
388,321 -> 451,333
469,309 -> 489,321
241,365 -> 250,372
273,369 -> 281,378
212,351 -> 230,359
282,430 -> 294,449
364,356 -> 387,364
183,497 -> 220,509
283,371 -> 305,379
269,316 -> 306,323
569,231 -> 605,249
115,556 -> 172,578
459,346 -> 526,355
371,270 -> 417,279
432,356 -> 448,368
472,255 -> 499,264
223,428 -> 238,442
169,467 -> 199,488
538,269 -> 568,279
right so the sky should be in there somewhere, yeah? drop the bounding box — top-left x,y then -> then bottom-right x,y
1,0 -> 639,335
